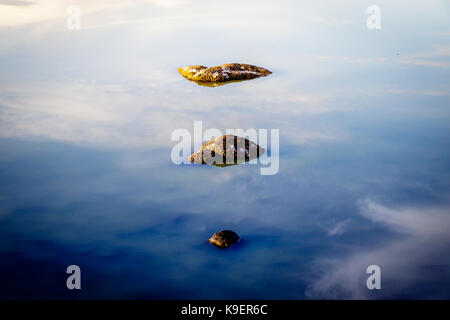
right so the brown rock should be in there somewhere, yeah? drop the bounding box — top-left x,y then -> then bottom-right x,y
189,135 -> 265,167
178,63 -> 271,85
209,230 -> 241,249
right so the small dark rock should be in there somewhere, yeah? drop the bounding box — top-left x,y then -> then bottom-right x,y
209,230 -> 241,249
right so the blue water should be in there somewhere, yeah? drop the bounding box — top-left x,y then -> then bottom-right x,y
0,1 -> 449,299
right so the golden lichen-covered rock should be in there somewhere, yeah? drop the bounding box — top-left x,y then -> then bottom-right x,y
189,135 -> 265,166
178,63 -> 271,85
209,230 -> 241,249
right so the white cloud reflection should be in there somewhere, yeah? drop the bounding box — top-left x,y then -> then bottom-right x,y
399,46 -> 450,67
0,75 -> 347,150
0,0 -> 188,26
306,199 -> 450,299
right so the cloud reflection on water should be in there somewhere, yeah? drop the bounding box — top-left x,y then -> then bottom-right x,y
0,0 -> 449,299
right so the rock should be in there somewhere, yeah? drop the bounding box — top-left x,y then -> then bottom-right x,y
189,135 -> 265,166
178,63 -> 271,85
187,79 -> 247,88
209,230 -> 241,249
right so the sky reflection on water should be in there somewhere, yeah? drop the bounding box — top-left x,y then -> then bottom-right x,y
0,0 -> 449,299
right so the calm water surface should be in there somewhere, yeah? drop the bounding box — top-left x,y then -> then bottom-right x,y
0,1 -> 449,299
